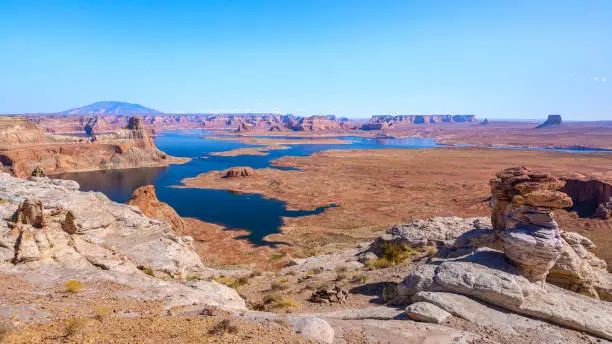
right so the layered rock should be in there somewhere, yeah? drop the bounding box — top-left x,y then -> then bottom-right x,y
490,167 -> 572,281
128,185 -> 185,232
0,116 -> 187,177
0,173 -> 251,310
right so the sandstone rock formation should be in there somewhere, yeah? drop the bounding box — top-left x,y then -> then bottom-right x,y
536,114 -> 562,128
362,114 -> 476,130
128,185 -> 185,232
490,166 -> 572,281
223,167 -> 256,178
595,198 -> 612,219
236,121 -> 255,132
0,116 -> 187,177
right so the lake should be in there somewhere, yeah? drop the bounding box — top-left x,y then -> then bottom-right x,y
53,131 -> 440,245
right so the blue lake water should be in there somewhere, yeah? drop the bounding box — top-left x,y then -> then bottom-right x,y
53,130 -> 440,245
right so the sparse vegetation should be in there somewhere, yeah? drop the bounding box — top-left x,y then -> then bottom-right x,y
63,280 -> 83,293
275,296 -> 300,309
350,273 -> 368,284
335,266 -> 349,281
279,278 -> 288,283
185,275 -> 202,281
249,271 -> 263,278
366,242 -> 417,269
270,253 -> 285,260
307,267 -> 323,275
139,266 -> 155,276
91,306 -> 112,322
213,275 -> 249,289
64,317 -> 91,337
270,282 -> 288,291
0,323 -> 12,341
208,319 -> 238,336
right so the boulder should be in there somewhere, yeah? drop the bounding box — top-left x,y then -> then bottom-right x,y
393,264 -> 436,304
368,217 -> 490,254
405,301 -> 451,324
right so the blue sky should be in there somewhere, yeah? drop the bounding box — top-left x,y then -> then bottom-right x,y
0,0 -> 610,120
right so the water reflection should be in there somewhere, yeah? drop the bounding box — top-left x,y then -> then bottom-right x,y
52,130 -> 438,245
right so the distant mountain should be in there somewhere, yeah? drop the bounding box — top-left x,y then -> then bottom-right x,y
59,101 -> 162,115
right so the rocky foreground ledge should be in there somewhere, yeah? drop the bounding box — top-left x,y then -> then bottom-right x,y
1,171 -> 612,343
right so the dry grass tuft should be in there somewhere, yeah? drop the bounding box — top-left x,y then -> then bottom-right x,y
63,280 -> 83,293
208,319 -> 238,336
64,317 -> 91,337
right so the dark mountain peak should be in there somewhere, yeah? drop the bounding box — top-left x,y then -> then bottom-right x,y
59,101 -> 161,115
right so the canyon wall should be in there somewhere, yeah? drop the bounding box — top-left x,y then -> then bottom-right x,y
362,114 -> 477,130
0,116 -> 187,177
25,113 -> 477,136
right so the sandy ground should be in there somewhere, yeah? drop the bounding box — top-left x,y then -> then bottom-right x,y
179,147 -> 612,265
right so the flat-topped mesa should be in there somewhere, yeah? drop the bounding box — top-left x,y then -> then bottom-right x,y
490,167 -> 573,282
361,114 -> 476,130
536,114 -> 562,129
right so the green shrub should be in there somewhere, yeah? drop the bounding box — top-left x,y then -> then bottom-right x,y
366,242 -> 417,269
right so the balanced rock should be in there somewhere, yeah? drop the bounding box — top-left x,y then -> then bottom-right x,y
223,167 -> 255,178
490,167 -> 572,282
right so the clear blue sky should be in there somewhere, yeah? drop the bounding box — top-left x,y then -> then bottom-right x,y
0,0 -> 610,119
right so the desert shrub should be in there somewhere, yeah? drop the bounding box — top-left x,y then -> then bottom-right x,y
270,282 -> 287,291
208,319 -> 237,336
91,306 -> 112,322
270,253 -> 284,260
64,317 -> 91,337
335,266 -> 349,281
367,242 -> 417,269
279,278 -> 288,283
263,292 -> 282,305
249,271 -> 263,278
139,266 -> 155,276
64,280 -> 83,293
185,275 -> 202,281
350,273 -> 368,284
307,267 -> 323,275
275,297 -> 300,309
